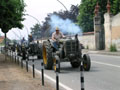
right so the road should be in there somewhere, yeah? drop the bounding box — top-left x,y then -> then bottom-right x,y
27,54 -> 120,90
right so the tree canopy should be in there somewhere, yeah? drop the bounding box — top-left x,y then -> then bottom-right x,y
77,0 -> 120,32
30,24 -> 42,39
0,0 -> 25,33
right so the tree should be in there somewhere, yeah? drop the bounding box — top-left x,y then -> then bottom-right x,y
112,0 -> 120,15
77,0 -> 120,32
54,5 -> 79,22
0,0 -> 25,33
0,0 -> 25,60
30,23 -> 42,39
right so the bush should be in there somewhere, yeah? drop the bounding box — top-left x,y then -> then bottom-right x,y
110,44 -> 117,52
86,45 -> 89,49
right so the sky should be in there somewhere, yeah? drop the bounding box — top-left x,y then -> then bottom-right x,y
0,0 -> 81,40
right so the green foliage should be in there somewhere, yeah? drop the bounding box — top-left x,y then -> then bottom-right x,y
112,0 -> 120,15
0,0 -> 25,33
86,45 -> 89,49
31,24 -> 41,34
30,23 -> 42,39
77,0 -> 120,32
110,44 -> 117,52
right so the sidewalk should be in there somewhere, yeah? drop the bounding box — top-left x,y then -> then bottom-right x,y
0,54 -> 55,90
82,49 -> 120,56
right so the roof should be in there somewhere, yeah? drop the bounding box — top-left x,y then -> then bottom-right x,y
0,36 -> 5,44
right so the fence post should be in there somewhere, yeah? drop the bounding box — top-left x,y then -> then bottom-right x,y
80,61 -> 85,90
26,54 -> 28,72
56,56 -> 59,90
41,60 -> 44,86
21,58 -> 23,68
15,52 -> 16,63
17,56 -> 19,65
32,56 -> 35,78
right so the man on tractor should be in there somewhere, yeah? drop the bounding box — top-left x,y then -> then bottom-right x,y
28,34 -> 34,44
52,27 -> 65,50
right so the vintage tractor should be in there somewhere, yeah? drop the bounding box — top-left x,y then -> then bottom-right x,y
43,35 -> 91,72
17,41 -> 43,60
27,41 -> 43,59
16,42 -> 28,60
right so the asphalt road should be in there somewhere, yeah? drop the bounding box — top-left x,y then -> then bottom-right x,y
26,54 -> 120,90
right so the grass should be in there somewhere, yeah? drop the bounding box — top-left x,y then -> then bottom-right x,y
110,44 -> 117,52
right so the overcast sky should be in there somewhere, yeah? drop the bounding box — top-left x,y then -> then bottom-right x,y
0,0 -> 81,40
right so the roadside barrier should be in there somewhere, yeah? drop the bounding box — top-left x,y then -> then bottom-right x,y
80,61 -> 85,90
56,59 -> 59,90
12,51 -> 13,61
15,52 -> 17,63
55,55 -> 59,90
21,59 -> 23,68
26,55 -> 29,72
17,56 -> 19,65
32,56 -> 35,78
41,60 -> 44,86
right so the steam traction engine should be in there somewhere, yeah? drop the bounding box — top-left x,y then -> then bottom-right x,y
43,35 -> 91,72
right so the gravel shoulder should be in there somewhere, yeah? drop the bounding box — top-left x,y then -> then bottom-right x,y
0,54 -> 55,90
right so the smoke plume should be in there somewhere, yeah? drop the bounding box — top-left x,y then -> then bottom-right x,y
49,15 -> 82,35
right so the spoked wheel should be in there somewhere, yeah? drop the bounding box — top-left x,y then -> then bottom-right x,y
53,55 -> 60,73
83,54 -> 91,71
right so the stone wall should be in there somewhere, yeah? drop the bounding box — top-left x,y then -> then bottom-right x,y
78,33 -> 95,49
39,32 -> 95,50
104,13 -> 120,50
112,13 -> 120,50
69,32 -> 95,50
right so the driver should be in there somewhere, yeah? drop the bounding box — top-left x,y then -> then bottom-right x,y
52,27 -> 65,50
52,27 -> 64,41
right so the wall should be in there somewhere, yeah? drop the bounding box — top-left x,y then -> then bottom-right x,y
112,13 -> 120,50
104,13 -> 120,50
77,33 -> 95,49
38,32 -> 95,50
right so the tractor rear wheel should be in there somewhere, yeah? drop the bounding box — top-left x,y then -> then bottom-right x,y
43,41 -> 53,69
83,54 -> 91,71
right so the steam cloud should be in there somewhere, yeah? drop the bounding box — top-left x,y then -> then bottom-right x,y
49,15 -> 82,35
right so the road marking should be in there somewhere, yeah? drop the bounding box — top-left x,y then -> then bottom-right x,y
25,62 -> 73,90
35,69 -> 73,90
92,61 -> 120,68
90,54 -> 120,59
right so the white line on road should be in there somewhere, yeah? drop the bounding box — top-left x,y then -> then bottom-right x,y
35,69 -> 73,90
25,62 -> 73,90
92,61 -> 120,68
90,54 -> 120,59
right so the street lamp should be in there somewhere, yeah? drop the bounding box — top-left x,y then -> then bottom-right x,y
24,25 -> 29,35
56,0 -> 68,11
26,14 -> 41,26
12,31 -> 21,40
25,14 -> 41,41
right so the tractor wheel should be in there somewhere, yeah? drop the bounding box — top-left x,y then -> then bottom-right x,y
37,43 -> 43,59
71,60 -> 80,68
43,41 -> 53,69
83,54 -> 91,71
53,55 -> 60,72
